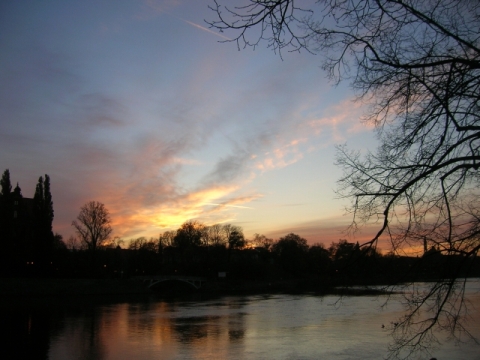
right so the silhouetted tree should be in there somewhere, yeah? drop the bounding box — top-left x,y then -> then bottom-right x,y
307,243 -> 330,278
272,233 -> 308,276
173,220 -> 205,248
128,237 -> 157,252
329,240 -> 358,263
0,169 -> 12,196
228,227 -> 245,250
208,1 -> 480,355
52,233 -> 66,250
221,224 -> 237,245
43,175 -> 54,232
128,237 -> 159,275
220,224 -> 245,267
328,239 -> 383,283
66,235 -> 81,251
204,224 -> 228,247
171,220 -> 206,274
112,237 -> 125,249
33,175 -> 55,270
159,230 -> 176,248
251,233 -> 273,251
72,201 -> 112,253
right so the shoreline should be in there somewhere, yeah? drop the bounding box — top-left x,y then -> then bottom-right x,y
0,278 -> 149,297
0,277 -> 392,298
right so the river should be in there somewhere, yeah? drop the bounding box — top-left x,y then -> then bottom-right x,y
2,280 -> 479,360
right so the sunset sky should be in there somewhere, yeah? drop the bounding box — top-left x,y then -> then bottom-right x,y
0,0 -> 382,247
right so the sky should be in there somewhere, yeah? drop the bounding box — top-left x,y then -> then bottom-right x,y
0,0 -> 382,247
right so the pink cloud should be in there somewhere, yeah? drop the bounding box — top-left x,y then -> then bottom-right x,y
254,138 -> 307,171
307,99 -> 368,142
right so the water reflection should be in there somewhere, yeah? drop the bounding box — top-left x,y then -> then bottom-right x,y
1,307 -> 51,360
0,283 -> 479,360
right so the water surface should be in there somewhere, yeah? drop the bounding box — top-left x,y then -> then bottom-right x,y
2,281 -> 480,360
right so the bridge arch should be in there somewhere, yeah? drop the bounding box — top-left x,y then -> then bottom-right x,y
140,276 -> 207,291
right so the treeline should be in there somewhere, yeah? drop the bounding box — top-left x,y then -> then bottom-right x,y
58,221 -> 480,285
2,168 -> 479,284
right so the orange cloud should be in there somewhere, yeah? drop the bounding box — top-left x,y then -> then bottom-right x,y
106,180 -> 262,239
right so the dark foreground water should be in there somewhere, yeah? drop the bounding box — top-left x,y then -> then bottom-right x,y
1,280 -> 479,360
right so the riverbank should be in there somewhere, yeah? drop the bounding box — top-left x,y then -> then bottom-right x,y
0,277 -> 390,298
0,278 -> 150,296
0,277 -> 327,297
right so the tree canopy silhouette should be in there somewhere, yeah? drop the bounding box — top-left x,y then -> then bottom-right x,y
208,0 -> 480,357
33,175 -> 55,268
173,220 -> 205,248
272,233 -> 309,275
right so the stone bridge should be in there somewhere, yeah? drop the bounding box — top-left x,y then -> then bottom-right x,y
137,275 -> 207,290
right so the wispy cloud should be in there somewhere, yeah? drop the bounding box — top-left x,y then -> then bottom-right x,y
178,17 -> 232,41
307,99 -> 369,142
202,149 -> 254,185
142,0 -> 231,40
255,138 -> 307,171
77,93 -> 128,128
204,203 -> 254,209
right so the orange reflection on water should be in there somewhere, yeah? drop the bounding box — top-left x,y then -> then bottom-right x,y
63,299 -> 247,360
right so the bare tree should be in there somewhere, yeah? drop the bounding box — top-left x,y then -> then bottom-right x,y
159,230 -> 176,248
111,236 -> 125,249
205,224 -> 228,247
66,235 -> 85,251
72,201 -> 112,252
251,233 -> 273,250
208,1 -> 480,357
128,237 -> 157,252
207,0 -> 311,55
